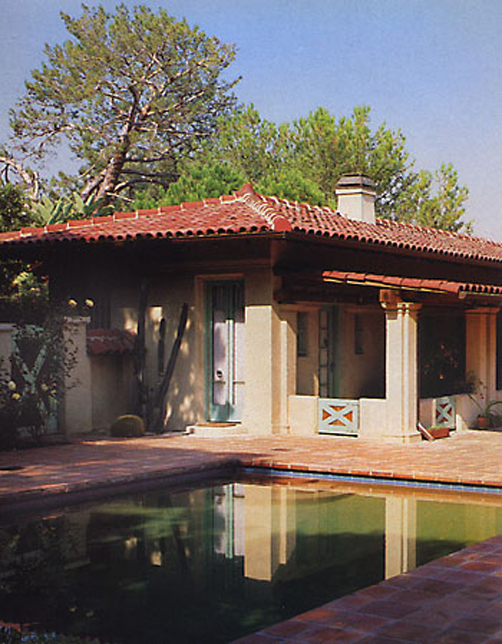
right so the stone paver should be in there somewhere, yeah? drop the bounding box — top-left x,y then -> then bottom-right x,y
0,430 -> 502,643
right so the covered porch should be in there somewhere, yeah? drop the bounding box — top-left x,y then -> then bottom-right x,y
275,269 -> 502,442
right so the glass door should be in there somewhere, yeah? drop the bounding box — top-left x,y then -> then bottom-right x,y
319,306 -> 339,397
207,282 -> 245,421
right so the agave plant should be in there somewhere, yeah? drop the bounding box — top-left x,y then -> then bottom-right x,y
31,193 -> 114,226
32,195 -> 73,225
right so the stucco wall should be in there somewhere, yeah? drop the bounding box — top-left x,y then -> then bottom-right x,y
105,273 -> 203,431
296,309 -> 319,396
90,354 -> 135,431
337,306 -> 385,399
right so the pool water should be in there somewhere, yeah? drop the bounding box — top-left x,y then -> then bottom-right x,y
1,476 -> 502,644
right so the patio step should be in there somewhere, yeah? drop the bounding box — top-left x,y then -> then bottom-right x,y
187,422 -> 248,437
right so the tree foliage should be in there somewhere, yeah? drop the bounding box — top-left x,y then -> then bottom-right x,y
0,182 -> 27,232
133,159 -> 246,209
10,4 -> 239,205
391,163 -> 471,232
0,183 -> 34,296
146,104 -> 470,232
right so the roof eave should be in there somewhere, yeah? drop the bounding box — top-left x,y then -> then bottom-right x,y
2,227 -> 502,269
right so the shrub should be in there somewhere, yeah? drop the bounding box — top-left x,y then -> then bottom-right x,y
0,301 -> 79,451
110,414 -> 145,437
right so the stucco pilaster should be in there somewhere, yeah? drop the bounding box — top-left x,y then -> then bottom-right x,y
63,316 -> 93,435
465,307 -> 499,398
242,272 -> 296,435
0,323 -> 14,378
277,308 -> 296,434
381,300 -> 422,441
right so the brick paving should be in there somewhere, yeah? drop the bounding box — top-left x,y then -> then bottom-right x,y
1,430 -> 502,507
0,429 -> 502,642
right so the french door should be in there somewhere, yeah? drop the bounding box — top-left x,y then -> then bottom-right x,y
319,306 -> 339,397
206,282 -> 245,422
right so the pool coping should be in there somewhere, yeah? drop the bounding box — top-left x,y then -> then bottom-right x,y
237,457 -> 502,490
3,452 -> 502,515
0,458 -> 241,516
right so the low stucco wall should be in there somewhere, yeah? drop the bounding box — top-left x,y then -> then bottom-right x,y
419,393 -> 492,432
288,394 -> 388,438
359,398 -> 388,438
288,394 -> 318,436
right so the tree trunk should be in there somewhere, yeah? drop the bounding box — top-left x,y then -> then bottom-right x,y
94,149 -> 129,205
81,131 -> 131,205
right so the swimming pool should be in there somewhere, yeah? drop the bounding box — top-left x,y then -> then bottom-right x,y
1,475 -> 501,644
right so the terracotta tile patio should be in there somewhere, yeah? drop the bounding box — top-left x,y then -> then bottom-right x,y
0,430 -> 501,643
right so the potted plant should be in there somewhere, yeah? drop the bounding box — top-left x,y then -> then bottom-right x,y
467,373 -> 502,429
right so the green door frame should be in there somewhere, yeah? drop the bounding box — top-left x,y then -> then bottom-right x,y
205,281 -> 245,422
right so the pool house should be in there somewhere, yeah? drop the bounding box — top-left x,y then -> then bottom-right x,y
2,174 -> 502,441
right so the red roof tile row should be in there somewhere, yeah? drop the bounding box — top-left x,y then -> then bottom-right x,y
1,183 -> 502,265
322,270 -> 502,297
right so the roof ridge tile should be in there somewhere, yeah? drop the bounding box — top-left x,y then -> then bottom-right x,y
21,226 -> 44,236
239,189 -> 292,232
181,200 -> 204,209
68,218 -> 93,228
114,211 -> 138,220
136,209 -> 157,217
159,205 -> 180,214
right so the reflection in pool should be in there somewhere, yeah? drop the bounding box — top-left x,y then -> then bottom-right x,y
1,477 -> 502,644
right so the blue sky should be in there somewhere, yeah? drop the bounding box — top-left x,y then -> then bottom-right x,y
1,0 -> 502,238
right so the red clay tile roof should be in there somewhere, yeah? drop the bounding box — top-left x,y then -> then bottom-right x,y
86,328 -> 136,356
322,270 -> 502,298
1,183 -> 502,265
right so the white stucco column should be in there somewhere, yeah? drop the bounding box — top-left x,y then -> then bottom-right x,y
465,308 -> 499,398
0,323 -> 14,378
277,308 -> 297,434
381,298 -> 422,442
63,316 -> 93,435
243,271 -> 296,435
242,272 -> 275,434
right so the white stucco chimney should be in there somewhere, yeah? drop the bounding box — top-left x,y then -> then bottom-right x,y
335,174 -> 376,224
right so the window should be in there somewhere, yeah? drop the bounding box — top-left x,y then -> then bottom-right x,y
354,314 -> 364,355
297,312 -> 308,357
